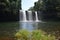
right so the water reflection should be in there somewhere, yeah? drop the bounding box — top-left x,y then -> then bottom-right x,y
20,22 -> 38,31
19,21 -> 60,37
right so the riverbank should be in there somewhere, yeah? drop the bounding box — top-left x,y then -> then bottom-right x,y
0,21 -> 19,37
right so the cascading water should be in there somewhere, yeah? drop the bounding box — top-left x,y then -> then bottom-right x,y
19,10 -> 46,34
23,11 -> 27,21
20,10 -> 23,21
20,10 -> 41,22
28,11 -> 33,21
35,11 -> 39,22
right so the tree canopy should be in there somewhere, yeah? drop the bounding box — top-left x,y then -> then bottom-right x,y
29,0 -> 60,12
28,0 -> 60,21
0,0 -> 21,21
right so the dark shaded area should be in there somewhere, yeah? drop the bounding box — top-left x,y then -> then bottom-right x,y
32,11 -> 36,20
0,10 -> 19,22
29,0 -> 60,21
0,22 -> 19,37
0,0 -> 21,22
37,10 -> 60,21
25,11 -> 29,20
38,22 -> 60,39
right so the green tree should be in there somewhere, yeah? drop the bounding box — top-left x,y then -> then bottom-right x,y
34,0 -> 60,11
28,7 -> 34,11
29,0 -> 60,21
0,0 -> 21,21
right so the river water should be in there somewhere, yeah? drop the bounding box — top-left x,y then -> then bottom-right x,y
19,21 -> 60,37
0,21 -> 60,40
19,22 -> 38,31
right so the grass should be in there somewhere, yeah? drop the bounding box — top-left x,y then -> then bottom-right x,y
15,29 -> 56,40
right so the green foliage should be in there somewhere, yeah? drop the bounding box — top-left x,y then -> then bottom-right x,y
15,29 -> 30,40
31,0 -> 60,12
28,0 -> 60,20
0,0 -> 21,21
31,0 -> 45,11
28,7 -> 34,11
15,29 -> 56,40
31,30 -> 55,40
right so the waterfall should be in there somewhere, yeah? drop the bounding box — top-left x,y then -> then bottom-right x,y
23,11 -> 27,21
35,11 -> 39,22
28,11 -> 33,21
20,10 -> 41,22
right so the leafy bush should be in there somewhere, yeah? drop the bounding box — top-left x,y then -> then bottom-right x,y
15,29 -> 56,40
